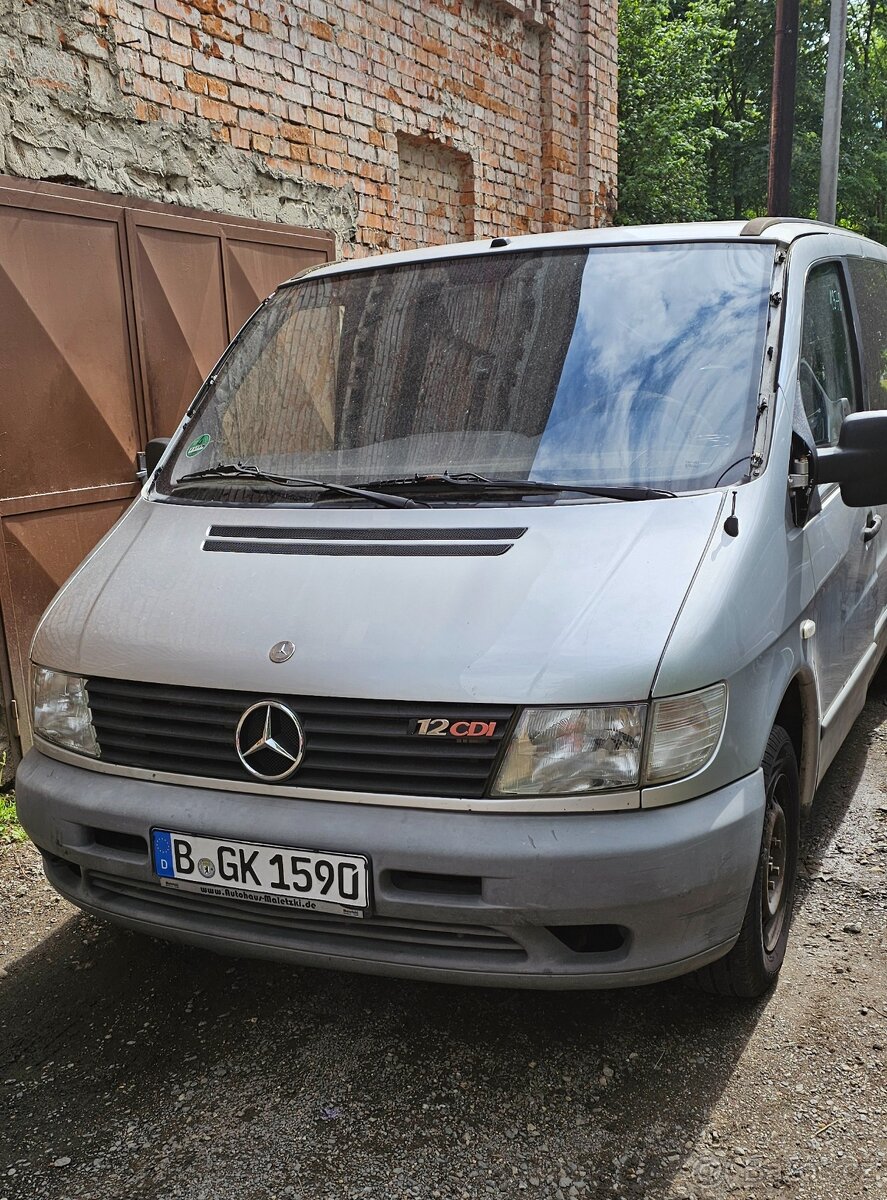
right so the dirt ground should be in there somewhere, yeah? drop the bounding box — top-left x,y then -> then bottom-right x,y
1,674 -> 885,1200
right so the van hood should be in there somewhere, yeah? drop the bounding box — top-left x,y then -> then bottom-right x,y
33,494 -> 724,704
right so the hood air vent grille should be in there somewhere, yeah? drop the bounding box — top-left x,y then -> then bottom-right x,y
202,526 -> 527,557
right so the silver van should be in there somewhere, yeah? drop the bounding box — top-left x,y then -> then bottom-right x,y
17,219 -> 887,997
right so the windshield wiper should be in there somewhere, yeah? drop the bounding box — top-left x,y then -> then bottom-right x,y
355,472 -> 675,501
172,463 -> 421,509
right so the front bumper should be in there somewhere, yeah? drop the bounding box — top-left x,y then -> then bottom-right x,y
16,750 -> 765,989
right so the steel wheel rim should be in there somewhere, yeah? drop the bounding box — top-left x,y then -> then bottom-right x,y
761,779 -> 789,953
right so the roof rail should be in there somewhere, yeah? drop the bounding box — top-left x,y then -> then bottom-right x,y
740,215 -> 836,237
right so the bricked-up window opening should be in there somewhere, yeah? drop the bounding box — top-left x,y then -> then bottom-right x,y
397,137 -> 475,251
158,243 -> 775,501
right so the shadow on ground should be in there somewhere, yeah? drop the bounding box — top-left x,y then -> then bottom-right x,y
0,916 -> 774,1199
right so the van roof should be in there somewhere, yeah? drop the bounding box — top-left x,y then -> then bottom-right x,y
290,218 -> 871,284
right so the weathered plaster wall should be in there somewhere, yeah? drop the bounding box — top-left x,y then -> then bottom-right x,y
0,0 -> 617,254
0,0 -> 359,245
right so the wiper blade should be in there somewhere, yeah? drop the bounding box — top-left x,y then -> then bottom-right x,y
173,463 -> 421,509
358,472 -> 675,501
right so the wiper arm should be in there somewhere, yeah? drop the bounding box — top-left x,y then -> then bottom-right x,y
359,472 -> 675,501
173,462 -> 421,509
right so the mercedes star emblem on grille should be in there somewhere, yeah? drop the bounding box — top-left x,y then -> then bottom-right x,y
235,701 -> 306,782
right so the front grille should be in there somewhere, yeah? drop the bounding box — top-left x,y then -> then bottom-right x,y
87,677 -> 514,798
87,871 -> 526,962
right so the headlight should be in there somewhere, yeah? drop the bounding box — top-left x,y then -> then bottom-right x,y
492,704 -> 647,796
645,683 -> 727,784
491,684 -> 727,797
31,667 -> 100,757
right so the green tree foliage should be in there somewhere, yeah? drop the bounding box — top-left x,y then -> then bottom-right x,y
618,0 -> 887,240
618,0 -> 732,222
838,2 -> 887,239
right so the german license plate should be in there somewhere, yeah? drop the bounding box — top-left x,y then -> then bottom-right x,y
151,830 -> 369,917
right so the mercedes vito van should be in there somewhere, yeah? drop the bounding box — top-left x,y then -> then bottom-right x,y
17,219 -> 887,997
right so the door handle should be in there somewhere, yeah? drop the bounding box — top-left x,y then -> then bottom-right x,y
862,512 -> 882,542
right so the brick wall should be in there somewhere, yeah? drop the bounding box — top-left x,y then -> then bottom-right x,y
397,134 -> 474,250
0,1 -> 617,254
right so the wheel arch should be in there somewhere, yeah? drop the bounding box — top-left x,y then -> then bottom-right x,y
772,668 -> 819,811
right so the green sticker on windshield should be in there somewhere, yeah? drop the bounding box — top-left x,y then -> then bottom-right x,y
185,434 -> 211,458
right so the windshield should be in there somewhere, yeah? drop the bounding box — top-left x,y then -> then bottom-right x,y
158,241 -> 775,500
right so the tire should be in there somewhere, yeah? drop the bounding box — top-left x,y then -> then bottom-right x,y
692,725 -> 800,998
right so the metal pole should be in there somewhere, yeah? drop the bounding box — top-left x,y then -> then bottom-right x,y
819,0 -> 848,224
768,0 -> 800,215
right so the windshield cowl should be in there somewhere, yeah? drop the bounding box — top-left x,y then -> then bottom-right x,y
168,467 -> 676,505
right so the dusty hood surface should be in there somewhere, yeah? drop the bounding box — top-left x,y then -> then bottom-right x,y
33,494 -> 723,704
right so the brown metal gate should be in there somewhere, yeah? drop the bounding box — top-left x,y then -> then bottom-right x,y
0,177 -> 334,757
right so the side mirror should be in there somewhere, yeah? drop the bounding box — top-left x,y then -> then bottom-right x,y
144,437 -> 171,477
816,411 -> 887,507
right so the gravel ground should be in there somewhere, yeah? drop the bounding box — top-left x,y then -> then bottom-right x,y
1,675 -> 885,1200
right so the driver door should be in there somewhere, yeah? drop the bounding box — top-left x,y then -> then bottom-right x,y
799,260 -> 879,764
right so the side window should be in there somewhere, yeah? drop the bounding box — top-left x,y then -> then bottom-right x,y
847,257 -> 887,411
798,262 -> 859,446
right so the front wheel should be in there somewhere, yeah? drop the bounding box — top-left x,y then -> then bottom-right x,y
693,725 -> 800,998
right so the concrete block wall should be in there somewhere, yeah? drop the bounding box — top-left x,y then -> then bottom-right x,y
0,0 -> 617,255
